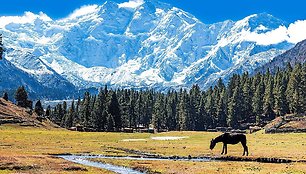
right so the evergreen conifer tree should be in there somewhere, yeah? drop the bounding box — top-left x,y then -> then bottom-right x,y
216,89 -> 227,127
92,89 -> 106,131
45,105 -> 51,118
253,78 -> 265,123
3,92 -> 8,101
128,95 -> 136,128
75,97 -> 81,124
205,87 -> 216,127
189,84 -> 201,130
274,74 -> 288,116
286,64 -> 302,113
108,92 -> 121,131
166,92 -> 178,130
227,85 -> 242,128
143,92 -> 154,128
263,74 -> 275,119
34,100 -> 44,116
106,113 -> 115,132
62,100 -> 75,128
135,94 -> 144,128
15,86 -> 31,108
242,77 -> 253,121
152,94 -> 165,131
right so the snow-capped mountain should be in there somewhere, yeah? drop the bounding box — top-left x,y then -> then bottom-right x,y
0,58 -> 75,99
1,0 -> 305,98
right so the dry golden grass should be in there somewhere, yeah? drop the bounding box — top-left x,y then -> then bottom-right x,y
0,124 -> 305,173
93,158 -> 306,174
0,155 -> 112,174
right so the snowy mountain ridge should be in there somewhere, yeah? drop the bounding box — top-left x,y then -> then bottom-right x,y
1,0 -> 306,98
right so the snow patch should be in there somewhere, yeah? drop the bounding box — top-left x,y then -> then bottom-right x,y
121,139 -> 147,142
50,60 -> 64,74
140,69 -> 163,84
151,136 -> 189,141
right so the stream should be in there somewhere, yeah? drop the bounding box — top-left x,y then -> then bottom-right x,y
58,154 -> 211,174
58,154 -> 296,174
59,155 -> 144,174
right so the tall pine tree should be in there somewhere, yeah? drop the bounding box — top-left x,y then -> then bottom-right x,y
108,92 -> 121,131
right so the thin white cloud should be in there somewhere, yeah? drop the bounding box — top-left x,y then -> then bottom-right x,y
0,12 -> 52,29
118,0 -> 144,9
67,5 -> 98,19
245,26 -> 289,45
245,20 -> 306,45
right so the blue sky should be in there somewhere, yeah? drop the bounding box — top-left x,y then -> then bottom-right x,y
0,0 -> 305,23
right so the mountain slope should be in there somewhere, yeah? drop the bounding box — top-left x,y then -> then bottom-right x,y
0,58 -> 75,99
256,39 -> 306,73
0,98 -> 58,128
1,0 -> 305,96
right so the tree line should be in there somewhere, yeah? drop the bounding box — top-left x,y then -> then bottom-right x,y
2,86 -> 44,117
44,62 -> 306,131
4,62 -> 306,132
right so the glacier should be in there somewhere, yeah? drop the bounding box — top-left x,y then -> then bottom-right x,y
0,0 -> 304,98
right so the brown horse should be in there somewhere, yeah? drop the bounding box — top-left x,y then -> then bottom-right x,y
210,133 -> 248,156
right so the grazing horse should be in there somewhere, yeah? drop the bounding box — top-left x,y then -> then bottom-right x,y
210,133 -> 248,156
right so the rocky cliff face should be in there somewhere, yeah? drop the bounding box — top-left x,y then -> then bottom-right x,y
256,39 -> 306,73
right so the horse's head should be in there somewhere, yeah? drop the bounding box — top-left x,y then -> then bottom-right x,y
210,139 -> 216,150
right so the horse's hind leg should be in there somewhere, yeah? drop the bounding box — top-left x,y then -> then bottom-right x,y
221,143 -> 225,155
245,145 -> 249,156
242,143 -> 248,156
224,144 -> 227,155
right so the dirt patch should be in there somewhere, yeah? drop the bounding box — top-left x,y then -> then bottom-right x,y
0,163 -> 37,171
210,156 -> 294,163
265,115 -> 306,133
133,166 -> 162,174
280,120 -> 306,129
63,166 -> 88,171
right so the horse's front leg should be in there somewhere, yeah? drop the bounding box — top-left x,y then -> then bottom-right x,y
221,143 -> 225,155
224,144 -> 227,155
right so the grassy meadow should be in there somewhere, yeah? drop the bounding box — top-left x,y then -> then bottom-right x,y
0,125 -> 305,173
